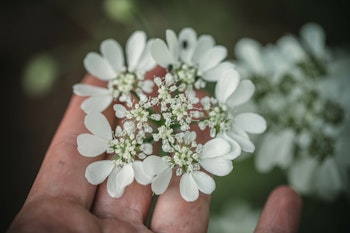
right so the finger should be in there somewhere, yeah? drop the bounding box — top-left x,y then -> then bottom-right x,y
91,66 -> 166,222
92,181 -> 153,224
254,185 -> 302,233
25,74 -> 113,209
148,85 -> 212,233
150,125 -> 212,233
150,175 -> 211,233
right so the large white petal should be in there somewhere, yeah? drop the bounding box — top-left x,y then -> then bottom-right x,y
81,95 -> 113,114
287,157 -> 317,194
315,157 -> 343,201
108,185 -> 125,198
100,39 -> 124,73
263,45 -> 293,78
73,84 -> 110,96
216,133 -> 242,160
215,69 -> 240,103
235,113 -> 266,134
136,39 -> 157,73
77,134 -> 108,157
180,173 -> 199,202
300,22 -> 325,59
152,168 -> 172,195
192,35 -> 215,63
255,130 -> 295,172
115,164 -> 134,188
229,122 -> 249,138
107,166 -> 125,198
198,46 -> 227,72
166,29 -> 179,61
151,39 -> 175,68
178,27 -> 197,63
192,171 -> 215,194
85,112 -> 112,140
143,155 -> 169,176
85,160 -> 115,185
133,161 -> 152,185
226,130 -> 255,153
201,61 -> 235,82
126,31 -> 146,71
200,157 -> 233,176
277,35 -> 306,63
234,38 -> 266,75
226,79 -> 255,108
201,138 -> 231,158
83,52 -> 116,80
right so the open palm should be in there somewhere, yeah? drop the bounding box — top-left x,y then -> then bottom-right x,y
7,69 -> 302,233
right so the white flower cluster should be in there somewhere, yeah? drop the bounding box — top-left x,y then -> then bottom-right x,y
233,22 -> 350,201
73,28 -> 266,202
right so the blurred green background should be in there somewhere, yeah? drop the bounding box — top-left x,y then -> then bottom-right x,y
2,0 -> 349,232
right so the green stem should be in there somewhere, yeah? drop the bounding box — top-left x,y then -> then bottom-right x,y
131,90 -> 140,100
146,194 -> 159,228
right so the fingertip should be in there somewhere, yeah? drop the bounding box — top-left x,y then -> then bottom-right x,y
254,185 -> 302,233
92,181 -> 153,224
151,176 -> 211,233
271,185 -> 302,209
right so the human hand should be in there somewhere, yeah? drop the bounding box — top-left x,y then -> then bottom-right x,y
7,68 -> 212,233
7,68 -> 302,233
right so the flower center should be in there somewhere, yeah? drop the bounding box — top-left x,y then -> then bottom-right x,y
174,64 -> 198,85
107,138 -> 137,165
172,145 -> 200,175
108,72 -> 137,98
200,103 -> 229,137
309,135 -> 335,161
129,103 -> 150,123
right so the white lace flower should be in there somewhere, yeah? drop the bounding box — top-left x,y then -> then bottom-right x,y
114,96 -> 155,134
234,34 -> 305,82
234,22 -> 350,201
73,31 -> 156,113
139,133 -> 237,202
73,28 -> 269,203
77,112 -> 151,198
151,27 -> 234,90
201,68 -> 266,154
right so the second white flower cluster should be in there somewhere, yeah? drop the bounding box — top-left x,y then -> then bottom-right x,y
73,28 -> 266,202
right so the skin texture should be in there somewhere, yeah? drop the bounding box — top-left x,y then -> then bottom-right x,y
254,185 -> 302,233
7,67 -> 302,233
